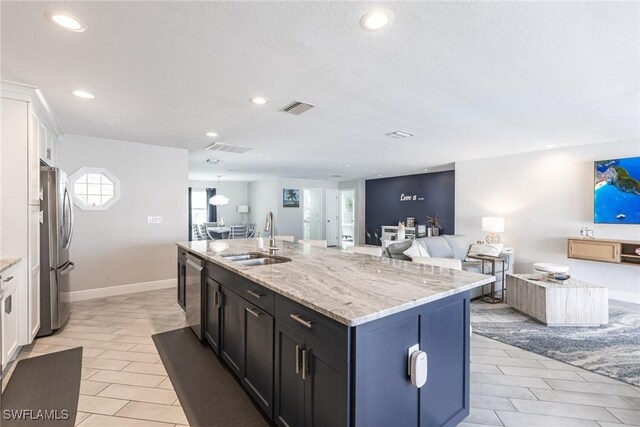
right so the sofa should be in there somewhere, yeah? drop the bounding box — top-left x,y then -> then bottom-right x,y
383,235 -> 514,299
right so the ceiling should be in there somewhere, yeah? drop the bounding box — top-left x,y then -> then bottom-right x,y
2,1 -> 638,182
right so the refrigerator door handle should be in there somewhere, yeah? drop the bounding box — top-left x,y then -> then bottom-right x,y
63,185 -> 74,250
60,262 -> 75,275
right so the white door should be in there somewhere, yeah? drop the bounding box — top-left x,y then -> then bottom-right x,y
303,188 -> 322,240
325,189 -> 339,247
28,205 -> 41,341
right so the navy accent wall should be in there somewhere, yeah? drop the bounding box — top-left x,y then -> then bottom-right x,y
365,171 -> 455,245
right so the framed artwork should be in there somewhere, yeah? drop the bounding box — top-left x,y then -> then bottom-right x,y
283,188 -> 300,208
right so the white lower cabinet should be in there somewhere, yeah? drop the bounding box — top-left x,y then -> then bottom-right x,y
1,264 -> 21,370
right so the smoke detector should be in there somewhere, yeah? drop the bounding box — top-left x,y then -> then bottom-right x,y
386,130 -> 414,139
280,100 -> 316,115
205,142 -> 254,154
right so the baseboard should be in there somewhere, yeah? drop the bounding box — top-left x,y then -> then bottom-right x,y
609,289 -> 640,305
61,279 -> 176,302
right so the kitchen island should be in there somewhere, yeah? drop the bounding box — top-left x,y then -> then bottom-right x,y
177,239 -> 493,427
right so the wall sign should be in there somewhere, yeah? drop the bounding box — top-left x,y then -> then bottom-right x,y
365,171 -> 455,245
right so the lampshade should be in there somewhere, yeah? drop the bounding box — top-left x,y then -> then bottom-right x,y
209,194 -> 229,206
237,205 -> 250,213
482,217 -> 505,233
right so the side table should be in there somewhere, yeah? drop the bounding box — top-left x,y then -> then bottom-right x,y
467,254 -> 506,303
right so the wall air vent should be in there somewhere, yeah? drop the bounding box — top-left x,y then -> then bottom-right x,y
205,142 -> 254,154
206,159 -> 220,165
280,100 -> 316,115
386,130 -> 414,139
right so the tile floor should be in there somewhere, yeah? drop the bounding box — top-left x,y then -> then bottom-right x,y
3,288 -> 640,427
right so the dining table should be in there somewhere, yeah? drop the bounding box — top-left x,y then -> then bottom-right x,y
207,226 -> 231,239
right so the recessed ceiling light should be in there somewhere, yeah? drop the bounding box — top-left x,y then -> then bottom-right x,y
205,132 -> 218,138
360,9 -> 394,32
45,11 -> 87,32
386,130 -> 414,139
250,97 -> 267,105
71,90 -> 94,99
545,144 -> 555,149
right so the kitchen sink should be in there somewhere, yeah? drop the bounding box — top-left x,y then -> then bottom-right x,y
220,252 -> 291,266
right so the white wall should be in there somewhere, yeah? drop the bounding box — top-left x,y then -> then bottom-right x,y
247,178 -> 338,241
456,139 -> 640,303
188,180 -> 248,225
57,134 -> 188,292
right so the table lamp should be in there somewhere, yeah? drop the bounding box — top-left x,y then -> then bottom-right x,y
482,217 -> 505,244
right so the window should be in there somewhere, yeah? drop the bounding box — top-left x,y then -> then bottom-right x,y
191,189 -> 207,225
69,167 -> 121,211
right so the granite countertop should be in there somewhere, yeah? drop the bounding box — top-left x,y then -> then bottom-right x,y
177,240 -> 493,326
0,257 -> 21,275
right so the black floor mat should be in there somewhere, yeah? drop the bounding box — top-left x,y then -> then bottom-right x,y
2,347 -> 82,426
152,328 -> 270,427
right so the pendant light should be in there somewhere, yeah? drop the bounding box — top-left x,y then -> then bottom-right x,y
209,175 -> 230,206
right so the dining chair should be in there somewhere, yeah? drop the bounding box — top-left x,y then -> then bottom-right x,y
230,225 -> 249,239
246,223 -> 256,238
199,224 -> 213,240
298,239 -> 327,248
191,224 -> 204,240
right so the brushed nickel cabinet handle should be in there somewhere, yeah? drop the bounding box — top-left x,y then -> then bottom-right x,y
246,289 -> 263,299
246,307 -> 261,318
301,349 -> 307,380
3,276 -> 14,283
290,314 -> 312,328
295,345 -> 300,374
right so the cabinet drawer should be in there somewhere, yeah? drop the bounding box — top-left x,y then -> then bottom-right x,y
568,239 -> 620,263
177,247 -> 187,261
206,262 -> 244,293
275,295 -> 348,361
242,280 -> 275,315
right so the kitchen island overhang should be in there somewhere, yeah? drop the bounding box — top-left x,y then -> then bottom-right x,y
176,240 -> 493,427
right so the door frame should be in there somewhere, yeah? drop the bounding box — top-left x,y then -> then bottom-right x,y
325,189 -> 339,247
302,188 -> 323,241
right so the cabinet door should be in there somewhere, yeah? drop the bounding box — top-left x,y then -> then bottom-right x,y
2,287 -> 19,369
420,294 -> 469,426
274,322 -> 305,427
176,259 -> 186,310
205,277 -> 221,354
243,303 -> 274,418
304,345 -> 348,427
28,205 -> 41,340
220,286 -> 245,377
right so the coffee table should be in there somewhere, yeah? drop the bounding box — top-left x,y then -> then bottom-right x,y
506,274 -> 608,326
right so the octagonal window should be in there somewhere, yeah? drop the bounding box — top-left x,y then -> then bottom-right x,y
69,167 -> 121,211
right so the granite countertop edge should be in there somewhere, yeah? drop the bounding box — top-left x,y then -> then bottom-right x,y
0,257 -> 21,275
177,241 -> 493,327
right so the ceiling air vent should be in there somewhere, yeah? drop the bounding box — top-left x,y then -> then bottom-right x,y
386,130 -> 414,139
205,142 -> 254,154
280,100 -> 316,115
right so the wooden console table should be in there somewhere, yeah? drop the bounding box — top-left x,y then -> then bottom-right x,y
568,238 -> 640,266
506,274 -> 608,326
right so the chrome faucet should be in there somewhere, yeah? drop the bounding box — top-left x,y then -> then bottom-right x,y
264,211 -> 278,255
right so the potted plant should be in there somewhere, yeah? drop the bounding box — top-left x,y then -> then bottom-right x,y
426,214 -> 444,237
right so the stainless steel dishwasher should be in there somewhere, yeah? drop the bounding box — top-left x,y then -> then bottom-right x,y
185,254 -> 204,340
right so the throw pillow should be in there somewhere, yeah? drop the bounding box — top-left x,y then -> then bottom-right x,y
465,243 -> 504,261
403,240 -> 430,259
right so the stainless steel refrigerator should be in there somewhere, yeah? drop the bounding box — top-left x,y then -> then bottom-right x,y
38,164 -> 74,337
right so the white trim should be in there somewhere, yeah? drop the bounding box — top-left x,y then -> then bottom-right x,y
609,289 -> 640,305
61,279 -> 175,302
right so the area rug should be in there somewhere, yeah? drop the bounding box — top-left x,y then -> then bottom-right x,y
471,301 -> 640,386
152,327 -> 269,427
2,347 -> 82,426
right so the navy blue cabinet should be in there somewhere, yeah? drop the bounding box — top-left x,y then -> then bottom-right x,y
243,303 -> 274,418
353,291 -> 470,427
220,285 -> 245,377
274,322 -> 305,427
204,277 -> 221,354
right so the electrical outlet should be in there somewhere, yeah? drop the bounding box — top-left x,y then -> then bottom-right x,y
147,216 -> 164,224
